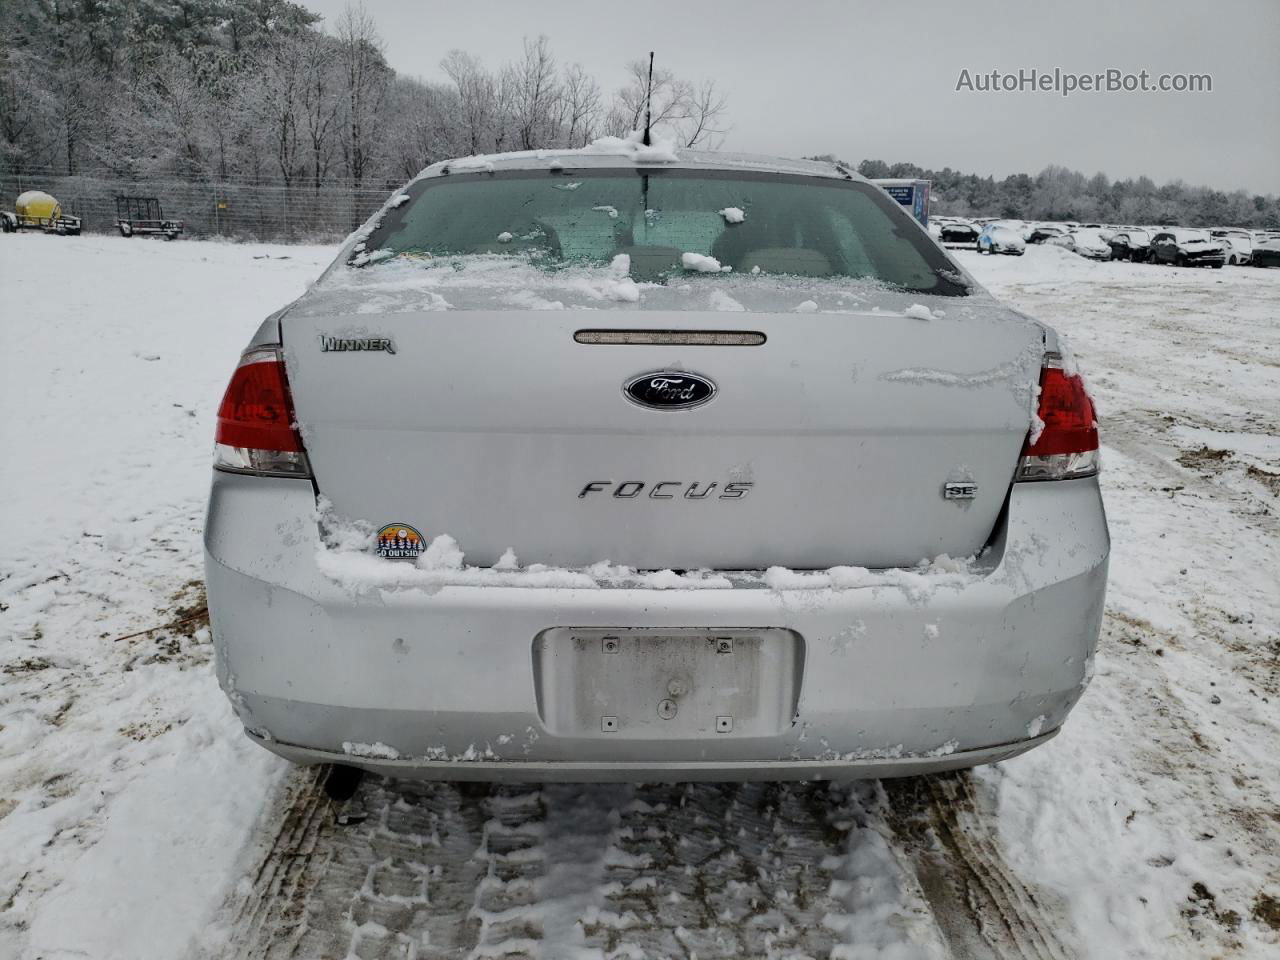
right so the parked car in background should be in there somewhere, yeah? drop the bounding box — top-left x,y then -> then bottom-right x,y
1028,224 -> 1067,244
1149,229 -> 1225,268
938,219 -> 979,245
205,147 -> 1108,783
1047,228 -> 1112,260
1252,237 -> 1280,268
1108,229 -> 1152,262
977,222 -> 1026,255
1210,229 -> 1252,265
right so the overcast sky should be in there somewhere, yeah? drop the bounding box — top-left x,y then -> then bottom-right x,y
301,0 -> 1280,194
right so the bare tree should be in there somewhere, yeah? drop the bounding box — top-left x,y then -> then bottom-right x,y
490,64 -> 516,152
334,2 -> 389,191
508,35 -> 559,151
137,51 -> 212,177
202,63 -> 248,181
249,33 -> 307,185
600,59 -> 730,148
606,59 -> 691,138
681,79 -> 729,148
442,49 -> 496,154
0,44 -> 42,171
384,76 -> 461,179
299,31 -> 339,192
557,62 -> 601,148
41,27 -> 108,175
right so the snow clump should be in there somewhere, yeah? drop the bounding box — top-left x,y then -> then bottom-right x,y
682,252 -> 726,273
418,534 -> 464,570
581,129 -> 679,164
342,741 -> 401,760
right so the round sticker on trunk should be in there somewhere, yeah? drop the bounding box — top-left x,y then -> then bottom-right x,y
375,523 -> 425,560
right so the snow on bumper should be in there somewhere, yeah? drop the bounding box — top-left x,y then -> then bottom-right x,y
204,473 -> 1108,780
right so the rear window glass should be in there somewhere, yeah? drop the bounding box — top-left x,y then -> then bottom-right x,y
358,169 -> 967,296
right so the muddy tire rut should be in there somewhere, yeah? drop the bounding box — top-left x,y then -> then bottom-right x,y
884,772 -> 1076,960
224,767 -> 1080,959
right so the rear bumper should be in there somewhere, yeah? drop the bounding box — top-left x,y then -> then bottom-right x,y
205,474 -> 1108,781
248,728 -> 1058,782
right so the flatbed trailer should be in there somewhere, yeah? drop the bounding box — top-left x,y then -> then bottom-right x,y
115,196 -> 184,239
3,190 -> 82,235
1,211 -> 82,235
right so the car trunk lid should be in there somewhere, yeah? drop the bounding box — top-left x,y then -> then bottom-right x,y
283,307 -> 1043,570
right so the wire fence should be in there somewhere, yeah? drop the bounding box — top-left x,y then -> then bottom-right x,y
0,167 -> 399,242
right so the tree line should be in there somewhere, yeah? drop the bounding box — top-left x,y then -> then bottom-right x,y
846,159 -> 1279,230
2,2 -> 1272,232
0,0 -> 729,191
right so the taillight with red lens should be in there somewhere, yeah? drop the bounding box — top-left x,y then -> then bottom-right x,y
1016,353 -> 1099,481
213,346 -> 311,477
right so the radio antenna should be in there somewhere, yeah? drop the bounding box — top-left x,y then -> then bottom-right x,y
641,51 -> 655,146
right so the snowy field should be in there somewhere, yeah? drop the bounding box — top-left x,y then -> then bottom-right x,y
1,234 -> 1278,959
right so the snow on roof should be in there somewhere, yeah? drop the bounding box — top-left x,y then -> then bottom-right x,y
416,131 -> 858,184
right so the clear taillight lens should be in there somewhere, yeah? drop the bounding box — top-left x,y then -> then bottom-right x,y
213,346 -> 311,478
1016,353 -> 1099,481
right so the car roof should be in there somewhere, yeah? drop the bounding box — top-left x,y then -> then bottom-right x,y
417,142 -> 860,184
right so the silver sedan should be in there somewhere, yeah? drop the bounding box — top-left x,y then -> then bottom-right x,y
205,147 -> 1108,781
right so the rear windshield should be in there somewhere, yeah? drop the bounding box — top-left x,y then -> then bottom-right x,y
357,169 -> 967,296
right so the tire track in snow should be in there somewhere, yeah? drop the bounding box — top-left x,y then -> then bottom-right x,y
1103,408 -> 1280,538
576,781 -> 853,958
465,785 -> 548,958
231,767 -> 335,959
227,776 -> 946,959
229,772 -> 498,959
884,771 -> 1076,960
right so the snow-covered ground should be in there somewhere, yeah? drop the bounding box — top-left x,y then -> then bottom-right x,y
1,235 -> 1277,959
0,235 -> 329,960
957,245 -> 1280,958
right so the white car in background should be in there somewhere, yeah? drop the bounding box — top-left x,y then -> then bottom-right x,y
977,222 -> 1026,255
1047,228 -> 1112,260
1210,229 -> 1252,265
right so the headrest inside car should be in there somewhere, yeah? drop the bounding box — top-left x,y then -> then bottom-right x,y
733,248 -> 833,276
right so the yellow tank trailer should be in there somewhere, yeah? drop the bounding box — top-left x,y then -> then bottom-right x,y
2,190 -> 82,235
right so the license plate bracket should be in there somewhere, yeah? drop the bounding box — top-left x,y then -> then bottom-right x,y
533,627 -> 802,738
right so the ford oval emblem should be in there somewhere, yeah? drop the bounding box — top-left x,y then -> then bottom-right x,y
624,371 -> 717,411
